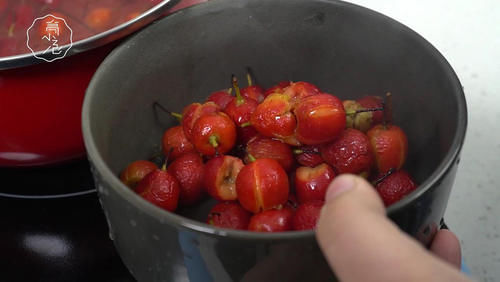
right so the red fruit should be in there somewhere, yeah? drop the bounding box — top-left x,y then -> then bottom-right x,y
236,158 -> 289,213
357,96 -> 384,125
375,170 -> 417,206
37,13 -> 70,39
191,112 -> 237,156
237,125 -> 259,145
206,90 -> 234,109
248,208 -> 294,232
264,81 -> 291,97
181,102 -> 220,141
204,155 -> 244,201
162,125 -> 196,160
120,160 -> 158,189
244,136 -> 294,172
167,152 -> 205,206
207,202 -> 251,230
367,124 -> 408,174
250,93 -> 299,146
294,93 -> 346,145
135,168 -> 180,212
85,7 -> 113,31
283,81 -> 320,105
295,164 -> 336,204
223,94 -> 258,126
320,129 -> 374,176
292,200 -> 324,230
294,145 -> 323,167
241,85 -> 265,103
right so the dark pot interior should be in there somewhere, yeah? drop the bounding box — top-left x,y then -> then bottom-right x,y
83,0 -> 466,281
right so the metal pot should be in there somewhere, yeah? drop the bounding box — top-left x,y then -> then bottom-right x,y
83,0 -> 467,281
0,0 -> 184,167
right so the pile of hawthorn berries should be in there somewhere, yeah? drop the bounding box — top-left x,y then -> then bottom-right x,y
120,72 -> 417,232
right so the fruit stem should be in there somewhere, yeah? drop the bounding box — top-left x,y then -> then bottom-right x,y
372,168 -> 396,186
162,147 -> 174,169
246,73 -> 253,86
345,107 -> 384,116
246,67 -> 259,86
227,88 -> 233,94
232,74 -> 245,106
209,135 -> 219,148
383,92 -> 393,129
240,122 -> 252,128
247,153 -> 257,162
152,101 -> 182,122
293,148 -> 320,155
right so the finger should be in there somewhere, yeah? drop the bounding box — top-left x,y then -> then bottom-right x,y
315,174 -> 470,282
430,229 -> 462,269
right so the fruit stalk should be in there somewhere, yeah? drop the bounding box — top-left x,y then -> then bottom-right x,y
232,75 -> 245,106
153,101 -> 182,121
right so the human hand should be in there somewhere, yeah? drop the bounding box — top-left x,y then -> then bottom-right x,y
316,174 -> 472,281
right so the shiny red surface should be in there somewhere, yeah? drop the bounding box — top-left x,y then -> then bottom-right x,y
0,0 -> 207,167
0,44 -> 112,166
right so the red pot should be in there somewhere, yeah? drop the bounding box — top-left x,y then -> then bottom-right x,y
0,0 -> 207,167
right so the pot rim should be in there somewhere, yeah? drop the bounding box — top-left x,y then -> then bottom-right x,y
0,0 -> 180,70
82,0 -> 468,240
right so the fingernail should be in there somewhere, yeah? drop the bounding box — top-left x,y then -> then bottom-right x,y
325,175 -> 356,202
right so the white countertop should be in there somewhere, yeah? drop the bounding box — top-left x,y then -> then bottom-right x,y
349,0 -> 500,280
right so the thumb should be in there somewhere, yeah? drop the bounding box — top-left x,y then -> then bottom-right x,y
315,174 -> 469,282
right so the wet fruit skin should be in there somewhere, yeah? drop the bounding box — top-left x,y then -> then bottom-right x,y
367,124 -> 408,174
223,95 -> 259,127
237,125 -> 259,145
206,90 -> 234,109
181,102 -> 220,142
295,163 -> 336,204
162,125 -> 196,160
248,208 -> 294,232
294,93 -> 346,145
236,158 -> 289,213
283,81 -> 320,105
207,202 -> 251,230
244,136 -> 294,172
320,128 -> 374,176
250,93 -> 298,146
241,85 -> 265,103
167,152 -> 205,206
375,170 -> 417,206
204,155 -> 244,201
191,112 -> 237,156
357,96 -> 384,125
120,160 -> 158,189
264,81 -> 291,97
135,168 -> 180,212
292,200 -> 324,230
295,145 -> 323,167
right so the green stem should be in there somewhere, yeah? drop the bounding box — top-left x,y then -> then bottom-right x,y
247,153 -> 257,162
246,73 -> 253,86
232,75 -> 245,106
240,122 -> 252,128
209,135 -> 219,148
